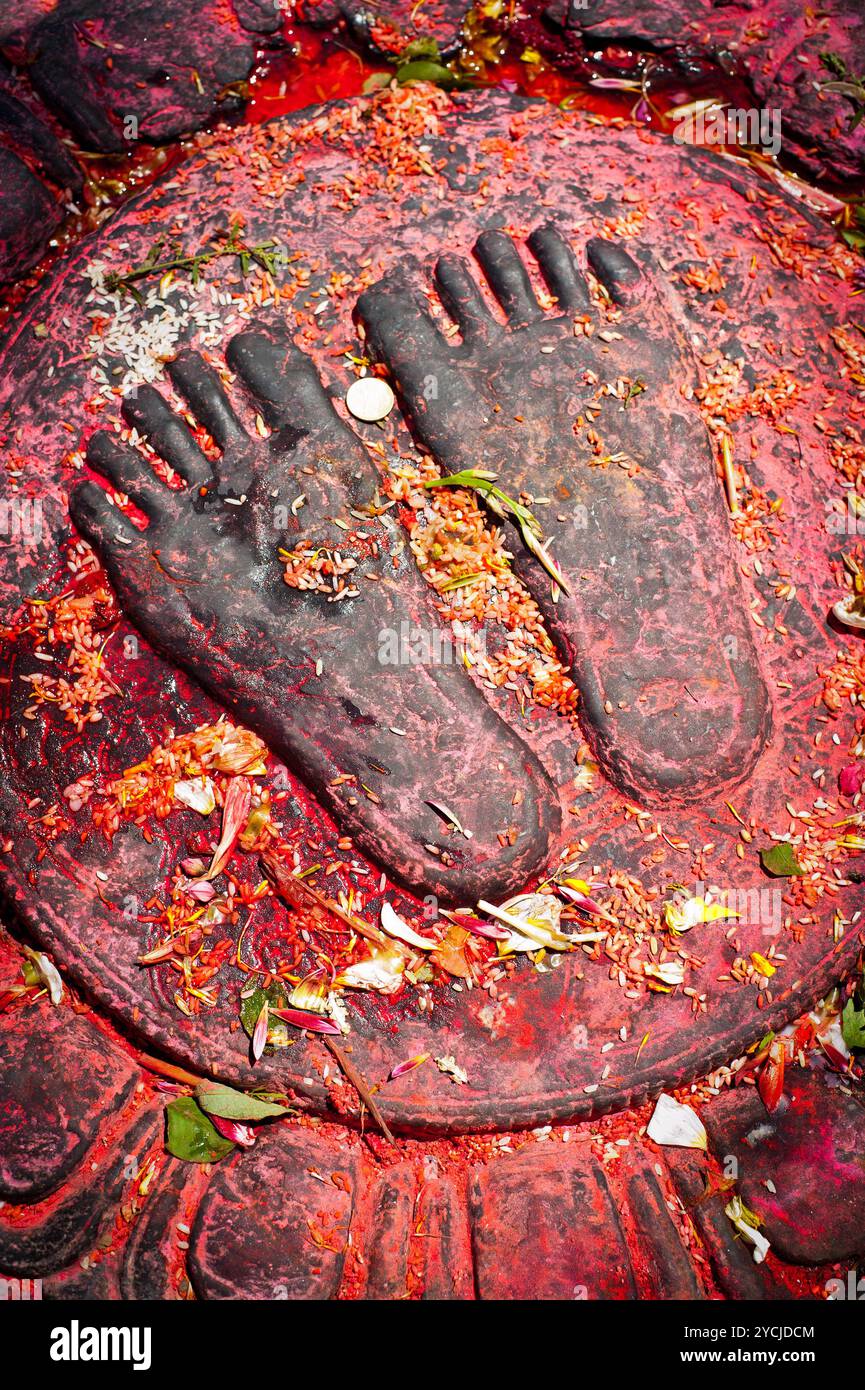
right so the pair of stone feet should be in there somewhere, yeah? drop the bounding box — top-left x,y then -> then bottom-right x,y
71,226 -> 770,903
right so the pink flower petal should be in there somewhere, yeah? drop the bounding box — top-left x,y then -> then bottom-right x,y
181,879 -> 216,902
180,856 -> 207,877
389,1052 -> 431,1080
252,1001 -> 269,1062
210,1115 -> 257,1147
559,886 -> 616,922
206,777 -> 252,880
271,1007 -> 342,1034
839,763 -> 865,797
459,915 -> 510,942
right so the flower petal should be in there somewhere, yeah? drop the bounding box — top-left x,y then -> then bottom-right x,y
389,1052 -> 431,1080
252,1001 -> 269,1062
209,1115 -> 257,1147
647,1093 -> 707,1150
380,901 -> 436,951
174,776 -> 216,815
205,776 -> 252,880
271,1007 -> 343,1034
337,950 -> 405,993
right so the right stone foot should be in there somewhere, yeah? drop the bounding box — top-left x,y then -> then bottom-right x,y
357,226 -> 773,806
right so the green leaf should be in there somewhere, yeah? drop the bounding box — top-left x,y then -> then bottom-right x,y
424,470 -> 569,592
820,50 -> 850,80
240,982 -> 292,1049
21,959 -> 41,987
399,38 -> 441,63
820,80 -> 865,100
395,60 -> 458,89
165,1097 -> 235,1163
195,1081 -> 288,1122
438,571 -> 486,592
760,842 -> 805,877
362,71 -> 393,94
842,997 -> 865,1050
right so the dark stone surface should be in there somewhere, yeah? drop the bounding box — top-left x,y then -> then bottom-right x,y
19,0 -> 287,153
0,91 -> 861,1135
622,1159 -> 704,1299
0,0 -> 291,279
0,1102 -> 161,1277
666,1148 -> 792,1300
513,0 -> 865,181
469,1144 -> 637,1297
120,1158 -> 197,1299
0,74 -> 82,284
339,0 -> 468,56
362,1162 -> 415,1298
416,1172 -> 474,1299
0,146 -> 63,286
703,1069 -> 865,1266
359,227 -> 771,807
0,999 -> 139,1202
71,338 -> 561,906
0,74 -> 82,195
188,1126 -> 358,1299
42,1251 -> 123,1299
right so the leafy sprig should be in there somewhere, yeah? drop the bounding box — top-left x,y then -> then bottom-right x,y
819,51 -> 865,133
424,468 -> 570,592
104,220 -> 287,302
842,963 -> 865,1051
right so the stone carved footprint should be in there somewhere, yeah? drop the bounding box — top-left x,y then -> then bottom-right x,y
70,330 -> 560,905
357,226 -> 772,804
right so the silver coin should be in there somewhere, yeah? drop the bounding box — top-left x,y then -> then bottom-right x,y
345,376 -> 395,422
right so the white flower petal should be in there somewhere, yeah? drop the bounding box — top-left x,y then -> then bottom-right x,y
174,776 -> 216,816
380,901 -> 435,951
338,951 -> 404,994
647,1093 -> 707,1150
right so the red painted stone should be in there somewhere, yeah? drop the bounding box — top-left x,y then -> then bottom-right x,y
666,1148 -> 791,1300
415,1172 -> 475,1299
0,1102 -> 161,1277
362,1162 -> 417,1298
188,1127 -> 358,1299
0,91 -> 861,1138
0,996 -> 138,1202
619,1157 -> 704,1299
703,1069 -> 865,1266
469,1144 -> 637,1298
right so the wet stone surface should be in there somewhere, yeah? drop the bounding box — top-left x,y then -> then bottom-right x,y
0,69 -> 83,284
514,0 -> 865,182
6,0 -> 287,153
0,0 -> 291,281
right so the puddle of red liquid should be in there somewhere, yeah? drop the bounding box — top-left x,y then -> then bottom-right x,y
0,13 -> 847,326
